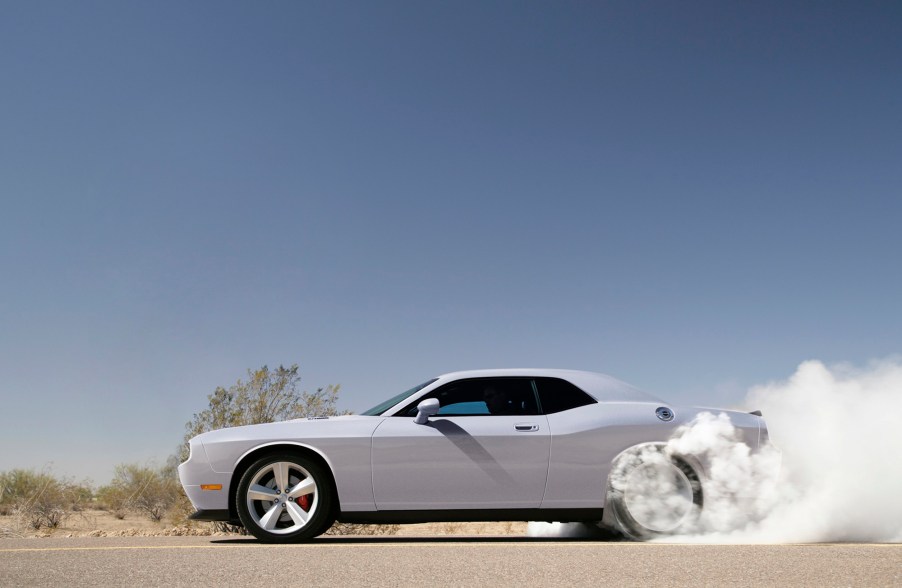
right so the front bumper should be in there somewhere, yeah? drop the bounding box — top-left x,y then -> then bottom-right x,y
178,440 -> 233,512
188,509 -> 235,523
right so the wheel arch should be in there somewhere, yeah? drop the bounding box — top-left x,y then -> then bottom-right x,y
228,442 -> 340,522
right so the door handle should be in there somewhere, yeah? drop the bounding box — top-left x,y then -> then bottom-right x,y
515,423 -> 539,432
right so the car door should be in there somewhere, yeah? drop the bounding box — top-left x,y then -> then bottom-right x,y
371,377 -> 551,510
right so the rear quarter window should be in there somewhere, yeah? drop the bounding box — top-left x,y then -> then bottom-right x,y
535,377 -> 597,414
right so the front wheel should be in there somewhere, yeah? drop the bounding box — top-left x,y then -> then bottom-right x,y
607,447 -> 703,540
236,453 -> 334,543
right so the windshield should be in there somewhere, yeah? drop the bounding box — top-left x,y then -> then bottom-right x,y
361,379 -> 438,416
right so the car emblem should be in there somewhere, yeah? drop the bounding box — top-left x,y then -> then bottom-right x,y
655,406 -> 674,421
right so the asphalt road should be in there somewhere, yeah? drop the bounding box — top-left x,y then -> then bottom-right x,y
1,536 -> 899,587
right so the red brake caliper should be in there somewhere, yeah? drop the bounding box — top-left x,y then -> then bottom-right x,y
298,494 -> 311,511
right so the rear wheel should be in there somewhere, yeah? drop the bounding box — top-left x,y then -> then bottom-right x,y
236,453 -> 334,543
607,447 -> 702,540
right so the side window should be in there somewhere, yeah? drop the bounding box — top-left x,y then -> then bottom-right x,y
535,377 -> 597,414
397,378 -> 538,416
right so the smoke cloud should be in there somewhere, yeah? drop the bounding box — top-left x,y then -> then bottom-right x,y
711,357 -> 902,543
528,358 -> 902,542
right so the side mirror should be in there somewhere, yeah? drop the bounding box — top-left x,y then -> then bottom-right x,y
414,398 -> 440,425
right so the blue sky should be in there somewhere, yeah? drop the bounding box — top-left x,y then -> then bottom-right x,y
1,1 -> 900,483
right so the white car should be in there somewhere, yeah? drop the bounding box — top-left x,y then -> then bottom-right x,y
178,369 -> 767,542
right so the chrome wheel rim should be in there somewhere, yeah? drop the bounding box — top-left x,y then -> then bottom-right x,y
622,460 -> 695,533
245,461 -> 318,535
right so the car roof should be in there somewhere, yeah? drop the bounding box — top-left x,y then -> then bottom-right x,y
435,368 -> 663,403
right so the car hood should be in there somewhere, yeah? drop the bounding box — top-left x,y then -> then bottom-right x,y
193,414 -> 382,443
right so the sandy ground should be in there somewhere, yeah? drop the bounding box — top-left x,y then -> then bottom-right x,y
0,509 -> 528,538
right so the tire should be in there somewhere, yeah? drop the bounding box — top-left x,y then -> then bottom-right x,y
607,447 -> 703,540
235,453 -> 334,543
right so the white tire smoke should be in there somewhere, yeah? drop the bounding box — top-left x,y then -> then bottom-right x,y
728,358 -> 902,543
528,358 -> 902,542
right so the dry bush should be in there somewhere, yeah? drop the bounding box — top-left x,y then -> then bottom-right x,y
94,484 -> 129,519
163,492 -> 195,526
325,522 -> 400,536
97,464 -> 183,522
67,482 -> 94,512
210,521 -> 248,534
182,365 -> 345,461
0,469 -> 91,530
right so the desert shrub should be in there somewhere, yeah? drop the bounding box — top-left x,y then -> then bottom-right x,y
439,522 -> 465,535
67,482 -> 94,512
325,522 -> 401,536
182,364 -> 345,461
94,483 -> 130,519
0,469 -> 91,529
0,472 -> 19,516
99,464 -> 182,522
